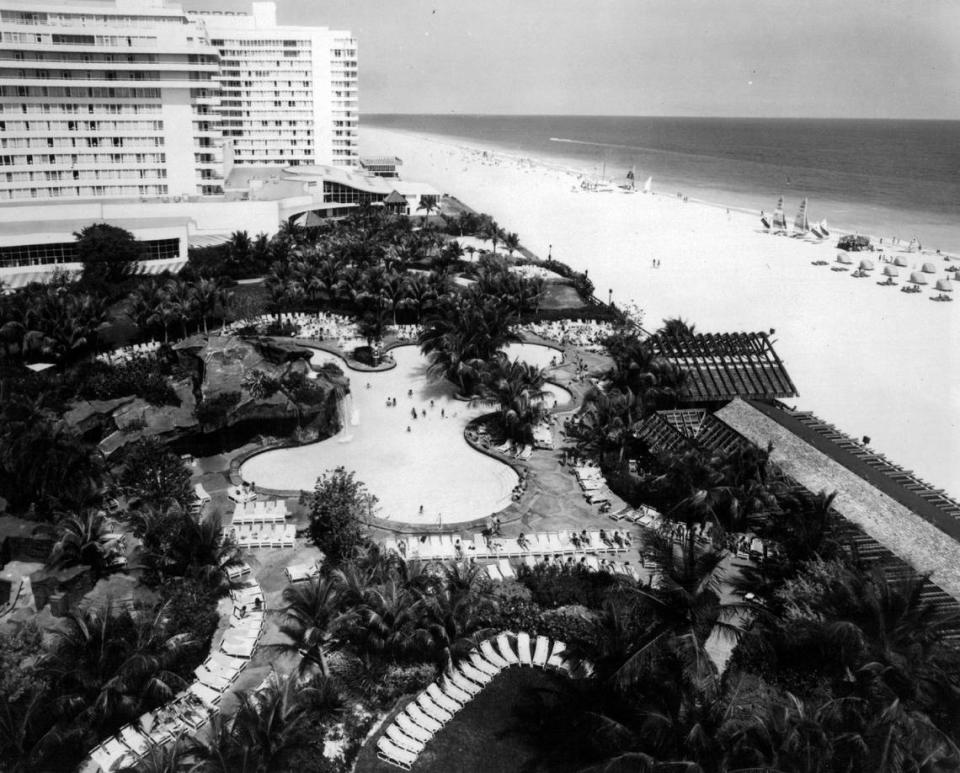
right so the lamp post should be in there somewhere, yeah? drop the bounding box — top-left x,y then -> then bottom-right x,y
608,288 -> 613,305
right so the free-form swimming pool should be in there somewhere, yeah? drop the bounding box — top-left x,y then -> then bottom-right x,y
240,342 -> 569,525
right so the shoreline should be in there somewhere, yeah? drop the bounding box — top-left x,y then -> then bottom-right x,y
359,125 -> 960,502
368,124 -> 959,259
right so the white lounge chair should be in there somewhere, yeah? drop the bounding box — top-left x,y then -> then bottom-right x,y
485,564 -> 504,582
416,693 -> 453,723
480,640 -> 510,669
460,661 -> 494,686
386,724 -> 426,754
496,633 -> 520,665
533,635 -> 551,668
447,669 -> 483,697
377,737 -> 417,770
470,642 -> 506,677
497,559 -> 516,580
188,682 -> 221,709
395,713 -> 433,744
546,641 -> 568,671
440,675 -> 473,704
195,667 -> 230,691
407,702 -> 444,732
516,632 -> 533,666
427,683 -> 463,712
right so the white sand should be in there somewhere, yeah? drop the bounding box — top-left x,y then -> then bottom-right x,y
361,127 -> 960,499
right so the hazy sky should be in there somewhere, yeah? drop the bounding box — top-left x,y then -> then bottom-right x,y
187,0 -> 960,118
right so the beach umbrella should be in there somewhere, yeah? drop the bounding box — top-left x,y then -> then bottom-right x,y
908,272 -> 928,285
858,259 -> 874,271
922,262 -> 937,274
836,253 -> 853,265
935,278 -> 953,292
882,265 -> 898,277
893,256 -> 909,267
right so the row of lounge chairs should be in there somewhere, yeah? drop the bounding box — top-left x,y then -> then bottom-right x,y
232,499 -> 288,524
522,319 -> 616,349
96,340 -> 161,365
385,530 -> 632,562
232,522 -> 296,549
485,555 -> 644,582
493,439 -> 534,460
376,632 -> 593,770
85,565 -> 264,772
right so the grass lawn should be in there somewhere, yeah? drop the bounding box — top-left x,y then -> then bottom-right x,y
540,282 -> 587,311
355,667 -> 581,773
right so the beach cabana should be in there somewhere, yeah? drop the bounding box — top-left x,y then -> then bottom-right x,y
882,266 -> 898,277
935,279 -> 953,292
922,262 -> 937,274
908,272 -> 928,285
894,256 -> 909,267
858,259 -> 874,271
836,253 -> 853,265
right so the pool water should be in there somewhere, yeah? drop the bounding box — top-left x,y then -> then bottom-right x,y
240,343 -> 570,525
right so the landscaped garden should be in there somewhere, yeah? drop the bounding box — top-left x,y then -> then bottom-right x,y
1,202 -> 959,773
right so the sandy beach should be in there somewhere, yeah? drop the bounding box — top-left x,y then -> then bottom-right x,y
360,126 -> 960,500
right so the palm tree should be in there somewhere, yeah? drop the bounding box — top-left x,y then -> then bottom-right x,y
575,387 -> 638,467
416,195 -> 439,225
270,575 -> 346,678
42,508 -> 119,581
190,278 -> 223,335
399,274 -> 436,324
471,358 -> 550,445
502,231 -> 521,257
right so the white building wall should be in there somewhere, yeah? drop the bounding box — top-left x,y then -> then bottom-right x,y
159,87 -> 196,198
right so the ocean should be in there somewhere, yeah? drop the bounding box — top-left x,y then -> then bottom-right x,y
364,115 -> 960,254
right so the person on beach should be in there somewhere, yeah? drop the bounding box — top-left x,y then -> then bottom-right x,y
411,407 -> 417,420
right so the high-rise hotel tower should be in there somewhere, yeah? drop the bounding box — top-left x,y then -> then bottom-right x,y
0,0 -> 357,204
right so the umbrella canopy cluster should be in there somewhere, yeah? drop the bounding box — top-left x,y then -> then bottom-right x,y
836,253 -> 853,265
882,265 -> 898,277
894,256 -> 909,267
922,262 -> 937,274
935,278 -> 953,292
859,259 -> 874,271
909,272 -> 928,285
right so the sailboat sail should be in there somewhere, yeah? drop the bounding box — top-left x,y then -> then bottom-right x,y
793,198 -> 810,232
772,197 -> 787,230
819,219 -> 830,236
642,176 -> 652,194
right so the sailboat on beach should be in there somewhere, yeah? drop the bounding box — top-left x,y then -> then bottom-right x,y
642,176 -> 652,194
792,197 -> 810,237
770,196 -> 788,233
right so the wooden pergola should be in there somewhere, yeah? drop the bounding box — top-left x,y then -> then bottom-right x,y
647,332 -> 798,403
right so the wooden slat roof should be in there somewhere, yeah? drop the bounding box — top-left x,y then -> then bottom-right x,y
635,409 -> 752,456
647,332 -> 798,403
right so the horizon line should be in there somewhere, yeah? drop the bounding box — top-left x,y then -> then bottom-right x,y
361,112 -> 960,122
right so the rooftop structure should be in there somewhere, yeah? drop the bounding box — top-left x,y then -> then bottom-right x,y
647,332 -> 798,404
359,155 -> 402,177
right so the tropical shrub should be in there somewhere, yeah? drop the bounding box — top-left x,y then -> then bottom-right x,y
307,467 -> 375,563
117,437 -> 193,509
76,360 -> 179,406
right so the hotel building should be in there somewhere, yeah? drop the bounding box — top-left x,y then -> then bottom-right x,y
189,2 -> 358,170
0,0 -> 224,202
0,0 -> 380,287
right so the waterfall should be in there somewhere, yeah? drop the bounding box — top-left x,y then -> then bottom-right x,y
338,392 -> 354,443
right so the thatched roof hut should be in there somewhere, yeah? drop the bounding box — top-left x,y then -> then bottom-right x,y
922,262 -> 937,274
909,271 -> 928,285
882,265 -> 898,277
836,253 -> 853,265
894,256 -> 909,267
935,278 -> 953,292
858,259 -> 874,271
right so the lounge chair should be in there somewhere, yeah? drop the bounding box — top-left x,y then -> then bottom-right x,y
516,632 -> 533,665
447,669 -> 483,697
472,533 -> 489,558
416,693 -> 453,723
460,660 -> 494,686
406,702 -> 443,733
485,564 -> 504,581
395,713 -> 433,744
584,556 -> 601,572
496,633 -> 520,665
498,558 -> 516,580
547,641 -> 568,671
386,724 -> 426,754
480,639 -> 510,669
546,533 -> 568,554
440,675 -> 474,703
523,554 -> 538,570
533,635 -> 551,668
119,725 -> 151,757
377,737 -> 417,770
470,641 -> 507,677
427,683 -> 462,712
188,682 -> 221,709
195,667 -> 231,692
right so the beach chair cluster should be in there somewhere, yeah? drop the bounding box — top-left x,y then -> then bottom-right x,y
387,530 -> 632,562
393,324 -> 422,342
96,340 -> 161,365
285,559 -> 322,583
83,565 -> 264,772
492,438 -> 534,460
486,553 -> 644,583
376,632 -> 593,770
573,464 -> 615,507
522,319 -> 615,350
231,500 -> 295,549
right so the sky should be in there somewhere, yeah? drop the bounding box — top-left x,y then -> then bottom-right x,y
186,0 -> 960,119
